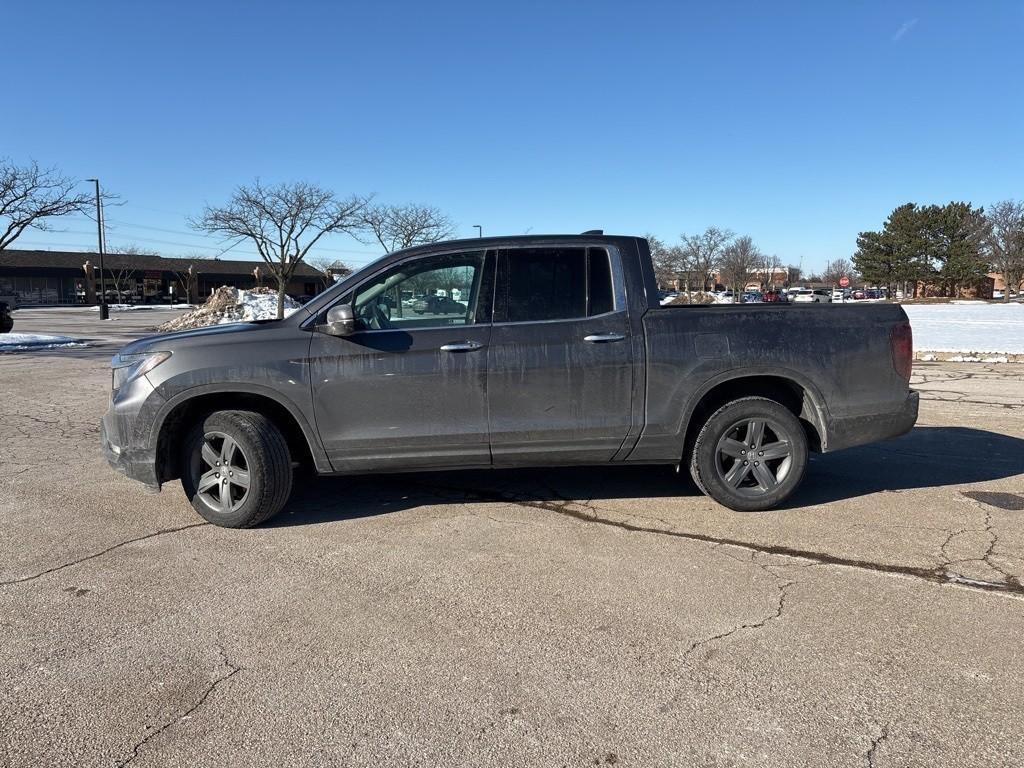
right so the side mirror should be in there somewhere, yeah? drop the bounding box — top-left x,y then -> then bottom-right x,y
320,304 -> 356,337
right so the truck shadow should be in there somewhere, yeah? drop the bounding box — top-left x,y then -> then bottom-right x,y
270,426 -> 1024,527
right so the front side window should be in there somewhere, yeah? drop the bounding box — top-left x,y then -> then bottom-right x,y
351,250 -> 486,331
500,247 -> 615,323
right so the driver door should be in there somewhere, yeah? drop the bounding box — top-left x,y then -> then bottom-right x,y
309,249 -> 494,472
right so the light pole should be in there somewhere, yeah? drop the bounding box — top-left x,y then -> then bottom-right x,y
85,178 -> 108,319
473,225 -> 482,238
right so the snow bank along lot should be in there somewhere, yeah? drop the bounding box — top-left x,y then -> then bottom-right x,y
88,304 -> 195,312
903,303 -> 1024,356
0,333 -> 90,352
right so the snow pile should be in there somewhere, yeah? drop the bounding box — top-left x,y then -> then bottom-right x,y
0,333 -> 90,352
663,292 -> 716,306
221,289 -> 301,324
903,303 -> 1024,355
157,287 -> 300,331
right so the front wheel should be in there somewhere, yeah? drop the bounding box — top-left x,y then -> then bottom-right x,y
690,397 -> 808,511
181,410 -> 293,527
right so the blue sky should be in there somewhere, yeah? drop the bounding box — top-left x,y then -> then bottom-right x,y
4,0 -> 1022,272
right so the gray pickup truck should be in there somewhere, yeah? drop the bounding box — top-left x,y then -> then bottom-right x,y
102,234 -> 918,527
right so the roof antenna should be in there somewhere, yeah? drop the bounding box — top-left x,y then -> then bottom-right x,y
580,229 -> 603,235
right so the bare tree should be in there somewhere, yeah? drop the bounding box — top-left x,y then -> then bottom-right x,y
1,158 -> 97,250
168,254 -> 211,304
786,265 -> 802,286
646,234 -> 674,288
191,180 -> 365,318
681,226 -> 734,290
984,199 -> 1024,302
105,244 -> 157,302
360,203 -> 455,253
719,235 -> 762,302
670,244 -> 696,292
308,255 -> 354,284
822,258 -> 854,286
760,252 -> 783,289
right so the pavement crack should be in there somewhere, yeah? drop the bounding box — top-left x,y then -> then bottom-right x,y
117,645 -> 241,767
659,550 -> 795,713
416,482 -> 1024,598
866,723 -> 890,767
0,523 -> 209,587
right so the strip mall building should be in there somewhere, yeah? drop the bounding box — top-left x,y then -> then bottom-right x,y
0,249 -> 327,305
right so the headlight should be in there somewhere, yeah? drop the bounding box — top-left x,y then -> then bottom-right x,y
111,351 -> 171,391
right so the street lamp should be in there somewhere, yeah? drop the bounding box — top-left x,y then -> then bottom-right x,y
473,225 -> 482,238
85,178 -> 108,319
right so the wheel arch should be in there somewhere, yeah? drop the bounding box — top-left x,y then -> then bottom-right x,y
152,385 -> 330,484
680,372 -> 828,467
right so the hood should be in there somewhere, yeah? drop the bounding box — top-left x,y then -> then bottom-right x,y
118,321 -> 275,356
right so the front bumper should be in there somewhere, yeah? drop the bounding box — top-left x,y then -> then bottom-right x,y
822,389 -> 920,453
100,378 -> 165,490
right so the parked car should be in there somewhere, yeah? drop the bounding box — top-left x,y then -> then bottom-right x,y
742,291 -> 763,303
763,290 -> 787,303
792,288 -> 832,303
0,301 -> 13,333
852,289 -> 867,300
102,234 -> 918,527
413,295 -> 467,315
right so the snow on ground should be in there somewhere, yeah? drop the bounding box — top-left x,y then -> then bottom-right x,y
88,304 -> 195,312
902,303 -> 1024,354
0,333 -> 90,352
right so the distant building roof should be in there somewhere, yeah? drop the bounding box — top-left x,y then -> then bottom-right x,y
0,249 -> 322,277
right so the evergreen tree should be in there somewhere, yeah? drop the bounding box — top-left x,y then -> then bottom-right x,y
920,202 -> 988,296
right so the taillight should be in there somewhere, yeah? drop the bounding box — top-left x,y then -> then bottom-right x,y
890,322 -> 913,381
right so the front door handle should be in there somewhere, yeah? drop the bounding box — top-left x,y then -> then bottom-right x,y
440,341 -> 484,352
583,333 -> 626,343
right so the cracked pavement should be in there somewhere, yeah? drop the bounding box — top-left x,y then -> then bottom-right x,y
2,310 -> 1024,767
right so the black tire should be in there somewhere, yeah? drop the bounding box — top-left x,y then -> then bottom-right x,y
180,410 -> 293,527
690,396 -> 808,512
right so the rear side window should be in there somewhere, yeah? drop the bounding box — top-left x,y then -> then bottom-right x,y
588,248 -> 613,316
500,246 -> 615,322
505,248 -> 586,322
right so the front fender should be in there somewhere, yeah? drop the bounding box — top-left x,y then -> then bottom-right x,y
147,381 -> 333,474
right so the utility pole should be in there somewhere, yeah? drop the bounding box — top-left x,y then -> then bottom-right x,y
86,178 -> 108,319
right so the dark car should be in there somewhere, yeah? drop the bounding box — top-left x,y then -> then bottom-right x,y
102,234 -> 917,528
0,301 -> 12,333
413,295 -> 466,315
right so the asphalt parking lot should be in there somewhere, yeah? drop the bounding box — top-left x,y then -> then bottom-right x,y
2,309 -> 1023,767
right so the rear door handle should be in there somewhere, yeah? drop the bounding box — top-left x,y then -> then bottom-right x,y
440,341 -> 484,352
583,333 -> 626,343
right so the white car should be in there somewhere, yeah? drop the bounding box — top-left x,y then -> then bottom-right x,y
792,288 -> 832,304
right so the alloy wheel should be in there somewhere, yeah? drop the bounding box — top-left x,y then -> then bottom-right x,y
194,431 -> 250,513
714,418 -> 794,497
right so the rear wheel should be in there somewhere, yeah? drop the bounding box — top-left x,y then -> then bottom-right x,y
690,397 -> 808,511
181,410 -> 292,527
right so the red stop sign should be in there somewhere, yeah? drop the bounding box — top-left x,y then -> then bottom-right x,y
839,276 -> 850,287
